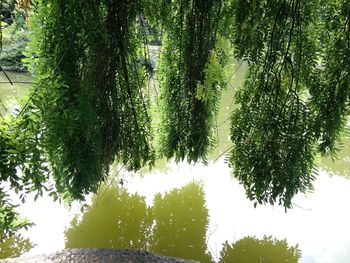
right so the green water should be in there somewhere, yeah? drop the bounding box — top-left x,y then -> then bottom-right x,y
65,182 -> 213,262
208,61 -> 247,161
319,133 -> 350,177
64,181 -> 300,263
0,71 -> 31,115
0,236 -> 34,259
219,236 -> 301,263
0,72 -> 31,98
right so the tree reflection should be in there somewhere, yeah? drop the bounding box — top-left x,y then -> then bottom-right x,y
65,181 -> 212,262
0,235 -> 34,259
65,186 -> 152,250
219,236 -> 302,263
65,182 -> 301,263
150,182 -> 213,263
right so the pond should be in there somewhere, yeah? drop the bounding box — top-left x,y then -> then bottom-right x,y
0,68 -> 350,263
0,72 -> 31,115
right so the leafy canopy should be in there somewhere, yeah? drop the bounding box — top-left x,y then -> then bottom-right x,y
0,0 -> 350,236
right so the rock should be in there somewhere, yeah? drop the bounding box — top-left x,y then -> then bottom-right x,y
0,249 -> 201,263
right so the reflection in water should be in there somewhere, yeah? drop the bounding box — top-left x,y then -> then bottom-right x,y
219,236 -> 301,263
150,182 -> 213,263
65,181 -> 300,263
65,181 -> 212,262
65,186 -> 152,250
0,235 -> 34,259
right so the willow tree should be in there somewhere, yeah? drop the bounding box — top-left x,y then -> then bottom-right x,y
229,0 -> 350,207
150,0 -> 231,163
1,0 -> 350,235
23,0 -> 155,199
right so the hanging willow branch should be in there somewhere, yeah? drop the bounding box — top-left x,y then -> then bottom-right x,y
230,0 -> 320,208
310,0 -> 350,156
1,0 -> 349,212
156,0 -> 231,163
21,0 -> 155,199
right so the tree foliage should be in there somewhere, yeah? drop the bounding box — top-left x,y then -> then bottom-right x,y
229,0 -> 350,208
0,191 -> 28,237
1,0 -> 350,236
153,0 -> 231,163
310,0 -> 350,155
24,0 -> 155,200
0,0 -> 30,72
229,0 -> 320,207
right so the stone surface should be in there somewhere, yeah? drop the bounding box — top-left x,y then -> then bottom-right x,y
0,249 -> 200,263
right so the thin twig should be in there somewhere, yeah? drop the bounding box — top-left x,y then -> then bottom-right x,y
292,202 -> 312,211
96,164 -> 125,206
227,61 -> 244,112
226,60 -> 244,89
213,145 -> 233,162
216,115 -> 230,128
0,81 -> 33,84
206,224 -> 218,246
0,66 -> 13,85
0,98 -> 8,112
214,61 -> 245,128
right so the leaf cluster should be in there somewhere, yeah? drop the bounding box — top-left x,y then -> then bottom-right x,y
230,0 -> 350,208
310,0 -> 350,156
22,0 -> 155,200
1,0 -> 350,228
156,0 -> 231,163
0,188 -> 33,241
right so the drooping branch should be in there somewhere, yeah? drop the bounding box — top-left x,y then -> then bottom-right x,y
230,0 -> 320,208
157,0 -> 231,163
17,0 -> 155,199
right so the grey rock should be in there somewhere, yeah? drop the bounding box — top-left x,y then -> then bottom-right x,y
0,249 -> 200,263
